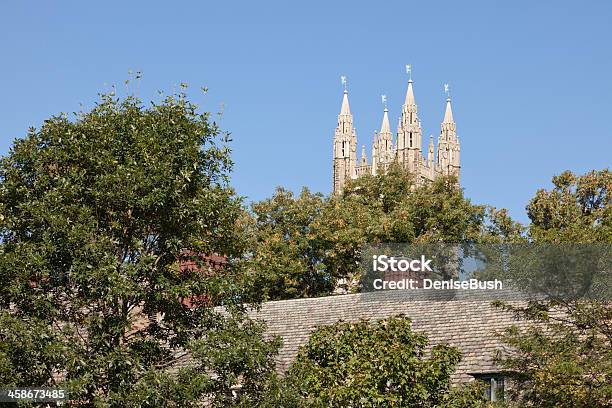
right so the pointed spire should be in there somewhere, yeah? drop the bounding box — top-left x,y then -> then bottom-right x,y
443,97 -> 454,123
405,80 -> 415,105
404,64 -> 415,104
360,145 -> 368,166
380,107 -> 391,134
340,89 -> 351,115
428,135 -> 435,164
371,139 -> 378,176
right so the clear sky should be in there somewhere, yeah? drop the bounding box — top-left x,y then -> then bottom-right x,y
1,1 -> 610,224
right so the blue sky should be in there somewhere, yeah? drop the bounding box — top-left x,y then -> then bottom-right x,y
1,1 -> 610,224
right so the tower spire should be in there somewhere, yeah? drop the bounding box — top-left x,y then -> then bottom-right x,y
428,135 -> 435,161
333,75 -> 357,194
340,75 -> 350,115
437,83 -> 460,179
380,106 -> 391,134
443,83 -> 454,123
405,79 -> 415,105
404,64 -> 415,104
380,94 -> 391,133
376,95 -> 393,166
443,98 -> 454,123
340,89 -> 351,115
360,145 -> 368,166
371,132 -> 378,176
397,65 -> 422,170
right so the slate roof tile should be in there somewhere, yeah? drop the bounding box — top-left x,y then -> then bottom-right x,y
248,289 -> 528,383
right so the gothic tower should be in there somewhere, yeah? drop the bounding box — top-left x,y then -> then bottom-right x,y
332,89 -> 357,194
372,105 -> 393,175
396,79 -> 422,173
380,106 -> 394,163
436,96 -> 461,178
331,70 -> 462,194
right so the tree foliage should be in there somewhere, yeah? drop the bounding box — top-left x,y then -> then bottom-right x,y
526,169 -> 611,243
243,187 -> 330,301
494,169 -> 612,407
245,163 -> 522,300
282,315 -> 487,407
0,90 -> 278,406
496,302 -> 611,408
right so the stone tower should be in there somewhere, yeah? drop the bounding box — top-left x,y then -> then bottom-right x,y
332,72 -> 461,194
332,89 -> 357,194
372,105 -> 394,176
436,96 -> 461,178
396,79 -> 422,174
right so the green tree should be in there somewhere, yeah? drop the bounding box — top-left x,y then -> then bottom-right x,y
246,164 -> 522,299
283,315 -> 486,407
244,187 -> 330,301
0,89 -> 278,406
328,170 -> 523,286
526,169 -> 611,243
493,169 -> 612,407
496,303 -> 611,408
340,165 -> 523,244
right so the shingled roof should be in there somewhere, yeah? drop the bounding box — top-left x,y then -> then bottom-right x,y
249,289 -> 527,383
